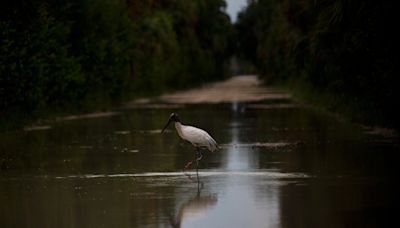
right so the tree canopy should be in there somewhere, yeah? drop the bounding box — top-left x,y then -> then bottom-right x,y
236,0 -> 398,128
0,0 -> 233,121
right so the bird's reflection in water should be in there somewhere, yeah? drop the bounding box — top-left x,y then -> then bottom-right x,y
169,179 -> 217,227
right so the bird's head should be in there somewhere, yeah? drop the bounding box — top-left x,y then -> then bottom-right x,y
161,113 -> 180,133
169,113 -> 180,122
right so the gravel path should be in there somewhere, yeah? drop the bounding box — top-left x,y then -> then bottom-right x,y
158,75 -> 290,104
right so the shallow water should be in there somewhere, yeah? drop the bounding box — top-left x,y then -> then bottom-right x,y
0,101 -> 397,227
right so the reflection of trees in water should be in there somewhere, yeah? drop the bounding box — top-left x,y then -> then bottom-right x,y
169,181 -> 217,228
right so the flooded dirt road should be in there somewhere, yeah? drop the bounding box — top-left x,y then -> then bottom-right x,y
1,76 -> 397,227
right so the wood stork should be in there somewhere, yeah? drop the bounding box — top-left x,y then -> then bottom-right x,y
161,113 -> 218,174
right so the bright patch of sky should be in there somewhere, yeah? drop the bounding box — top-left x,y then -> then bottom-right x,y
225,0 -> 248,22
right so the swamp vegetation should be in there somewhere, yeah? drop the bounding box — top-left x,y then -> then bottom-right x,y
0,0 -> 398,130
0,0 -> 232,129
235,0 -> 398,129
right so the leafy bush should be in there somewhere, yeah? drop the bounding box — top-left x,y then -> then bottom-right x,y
236,0 -> 398,128
0,0 -> 232,128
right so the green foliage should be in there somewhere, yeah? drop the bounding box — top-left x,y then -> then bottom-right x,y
236,0 -> 398,128
1,3 -> 83,110
0,0 -> 232,128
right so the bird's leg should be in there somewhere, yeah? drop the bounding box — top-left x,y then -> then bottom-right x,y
183,147 -> 203,172
195,147 -> 201,169
183,149 -> 197,171
196,147 -> 201,181
184,161 -> 193,170
196,149 -> 203,162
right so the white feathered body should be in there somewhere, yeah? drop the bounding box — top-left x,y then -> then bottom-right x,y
175,122 -> 218,152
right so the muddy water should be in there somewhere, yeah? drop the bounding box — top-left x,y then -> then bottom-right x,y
0,101 -> 397,228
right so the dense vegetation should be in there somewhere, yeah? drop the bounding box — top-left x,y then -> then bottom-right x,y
2,0 -> 398,130
236,0 -> 398,129
0,0 -> 232,128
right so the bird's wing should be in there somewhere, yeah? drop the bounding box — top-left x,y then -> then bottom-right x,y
183,126 -> 218,152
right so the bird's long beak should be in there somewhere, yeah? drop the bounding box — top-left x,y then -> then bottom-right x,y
161,118 -> 172,133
